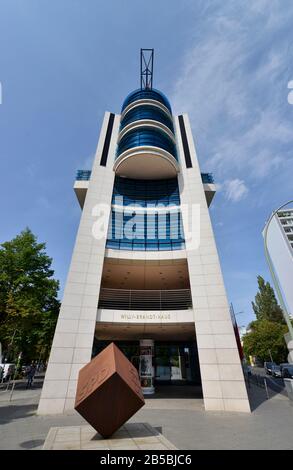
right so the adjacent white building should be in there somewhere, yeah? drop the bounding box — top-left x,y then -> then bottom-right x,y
38,52 -> 250,415
263,209 -> 293,317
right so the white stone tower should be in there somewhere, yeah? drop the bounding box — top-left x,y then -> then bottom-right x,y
38,50 -> 250,415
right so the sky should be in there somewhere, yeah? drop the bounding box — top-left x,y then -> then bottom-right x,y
0,0 -> 293,329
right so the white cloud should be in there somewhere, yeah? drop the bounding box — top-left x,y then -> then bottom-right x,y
76,153 -> 95,170
170,1 -> 293,185
222,179 -> 249,202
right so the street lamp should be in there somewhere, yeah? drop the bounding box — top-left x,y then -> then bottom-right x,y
263,200 -> 293,343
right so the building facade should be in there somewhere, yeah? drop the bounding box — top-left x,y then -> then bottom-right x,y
263,209 -> 293,317
38,82 -> 250,414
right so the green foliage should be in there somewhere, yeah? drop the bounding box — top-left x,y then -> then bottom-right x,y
0,228 -> 60,363
243,320 -> 288,364
243,276 -> 289,364
252,275 -> 284,323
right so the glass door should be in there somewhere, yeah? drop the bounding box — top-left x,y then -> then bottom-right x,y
155,344 -> 171,381
155,342 -> 198,384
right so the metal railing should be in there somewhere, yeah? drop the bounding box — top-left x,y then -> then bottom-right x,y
76,169 -> 214,185
201,173 -> 214,184
98,288 -> 192,311
244,370 -> 270,399
76,170 -> 91,181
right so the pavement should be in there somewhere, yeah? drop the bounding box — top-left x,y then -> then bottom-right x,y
0,373 -> 293,450
250,366 -> 287,396
43,423 -> 177,450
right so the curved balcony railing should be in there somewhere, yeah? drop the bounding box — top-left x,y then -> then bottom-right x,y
98,288 -> 192,311
121,89 -> 172,113
116,128 -> 177,161
120,106 -> 174,133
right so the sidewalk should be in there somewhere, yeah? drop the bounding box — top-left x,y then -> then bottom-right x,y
0,378 -> 292,450
0,376 -> 44,404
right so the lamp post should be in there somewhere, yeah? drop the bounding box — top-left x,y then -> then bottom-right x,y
6,328 -> 19,362
263,200 -> 293,343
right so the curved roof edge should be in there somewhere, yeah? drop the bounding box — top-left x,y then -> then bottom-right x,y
121,88 -> 172,113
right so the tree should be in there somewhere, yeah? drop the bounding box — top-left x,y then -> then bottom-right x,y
252,275 -> 284,323
243,320 -> 288,364
242,276 -> 290,364
0,228 -> 60,363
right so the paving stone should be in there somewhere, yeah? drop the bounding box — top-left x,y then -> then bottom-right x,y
42,423 -> 176,450
2,377 -> 293,450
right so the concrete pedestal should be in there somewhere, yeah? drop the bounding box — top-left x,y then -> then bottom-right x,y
42,423 -> 177,450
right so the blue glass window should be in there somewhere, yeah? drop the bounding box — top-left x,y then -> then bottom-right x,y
117,127 -> 177,160
121,89 -> 172,113
120,105 -> 174,133
112,176 -> 180,207
106,210 -> 185,252
107,176 -> 185,251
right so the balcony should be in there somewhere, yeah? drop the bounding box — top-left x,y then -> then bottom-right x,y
201,173 -> 214,184
76,170 -> 92,180
201,173 -> 216,206
74,170 -> 91,208
74,170 -> 216,207
75,169 -> 214,184
98,288 -> 192,311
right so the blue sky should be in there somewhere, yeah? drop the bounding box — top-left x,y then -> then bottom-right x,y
0,0 -> 293,329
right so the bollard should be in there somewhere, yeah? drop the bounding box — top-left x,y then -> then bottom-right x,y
9,381 -> 16,401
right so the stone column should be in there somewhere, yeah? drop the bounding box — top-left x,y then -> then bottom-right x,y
38,112 -> 120,414
174,114 -> 251,413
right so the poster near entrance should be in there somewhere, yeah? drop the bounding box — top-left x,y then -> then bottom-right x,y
139,339 -> 155,394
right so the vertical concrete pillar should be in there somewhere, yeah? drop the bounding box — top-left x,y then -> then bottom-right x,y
38,112 -> 120,414
174,114 -> 250,413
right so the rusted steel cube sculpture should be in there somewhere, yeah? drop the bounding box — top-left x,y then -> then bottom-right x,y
75,342 -> 145,438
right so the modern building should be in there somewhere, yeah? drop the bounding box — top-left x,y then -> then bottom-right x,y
38,51 -> 250,415
263,209 -> 293,317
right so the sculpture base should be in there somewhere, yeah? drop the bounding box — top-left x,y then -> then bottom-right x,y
42,423 -> 177,450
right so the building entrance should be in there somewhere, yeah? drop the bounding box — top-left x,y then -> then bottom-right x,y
155,342 -> 199,384
92,339 -> 201,386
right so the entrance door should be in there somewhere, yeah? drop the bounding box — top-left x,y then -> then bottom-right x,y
155,344 -> 172,381
155,342 -> 198,384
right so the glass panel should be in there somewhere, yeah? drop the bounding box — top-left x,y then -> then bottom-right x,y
121,88 -> 172,113
106,176 -> 186,251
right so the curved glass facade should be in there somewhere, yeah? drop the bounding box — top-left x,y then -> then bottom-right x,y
112,176 -> 180,206
106,211 -> 185,251
106,176 -> 185,251
117,127 -> 177,160
120,105 -> 174,133
113,90 -> 181,250
121,88 -> 172,113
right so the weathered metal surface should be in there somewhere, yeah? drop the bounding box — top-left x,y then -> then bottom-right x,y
75,343 -> 145,438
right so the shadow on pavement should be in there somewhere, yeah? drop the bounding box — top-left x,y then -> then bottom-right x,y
247,374 -> 286,411
0,403 -> 37,425
20,439 -> 45,449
